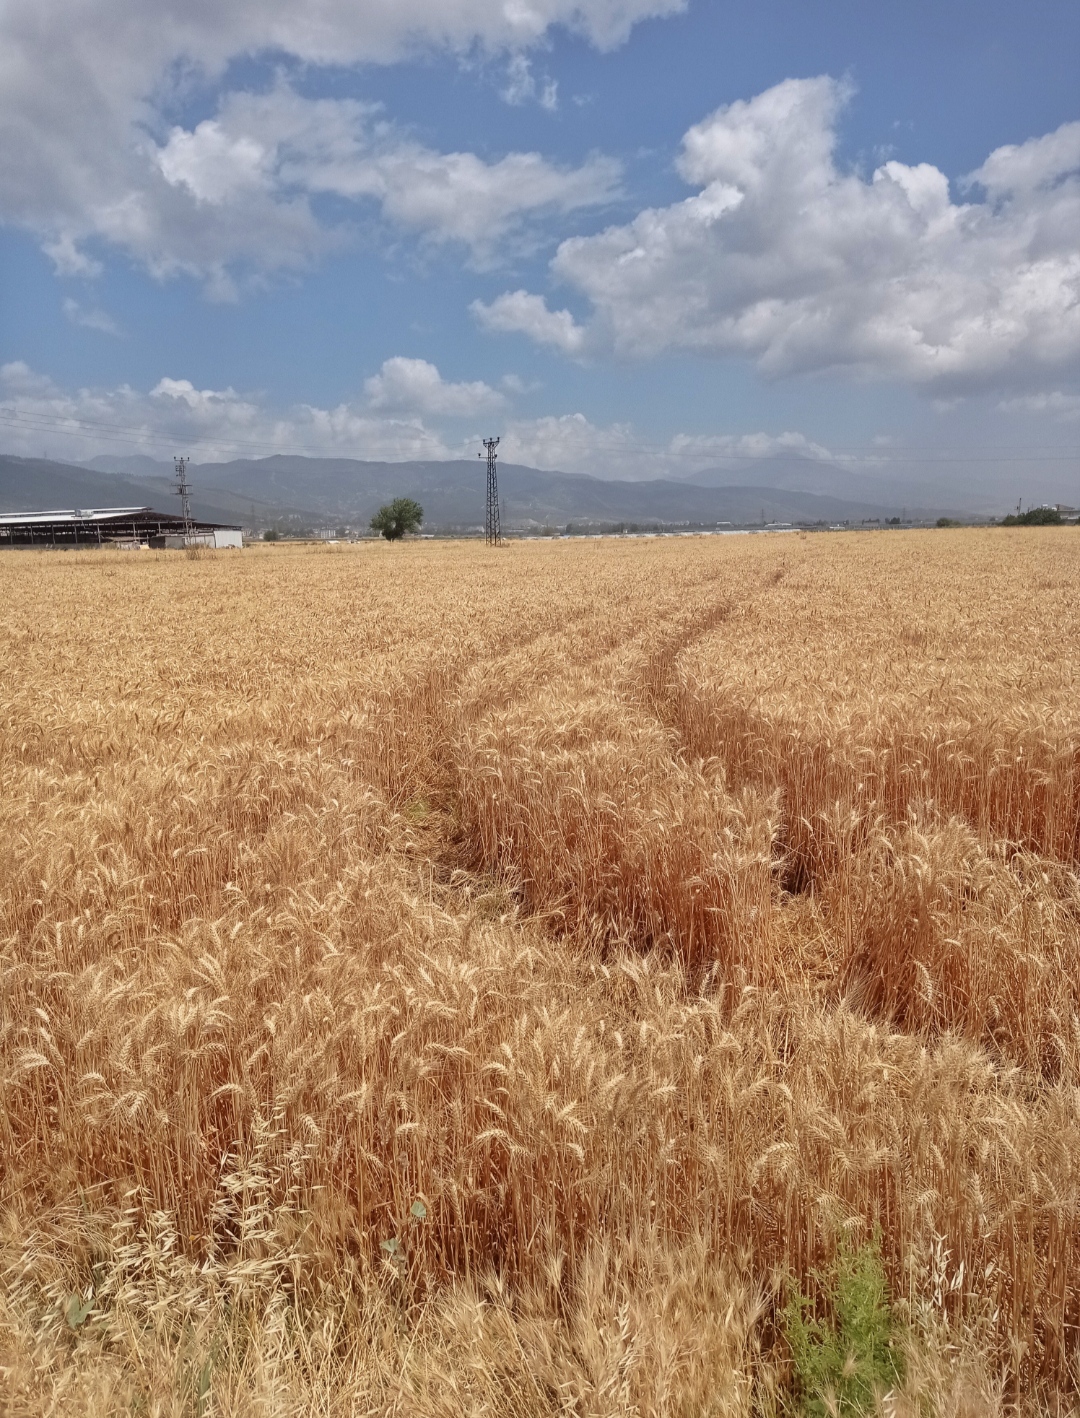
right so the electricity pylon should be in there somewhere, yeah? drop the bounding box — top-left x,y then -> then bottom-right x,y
480,437 -> 501,545
174,456 -> 194,543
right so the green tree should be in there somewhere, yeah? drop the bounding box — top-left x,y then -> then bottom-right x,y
370,498 -> 424,541
1001,506 -> 1062,526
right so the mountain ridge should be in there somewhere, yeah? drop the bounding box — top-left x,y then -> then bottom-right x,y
78,452 -> 957,526
0,455 -> 284,527
0,452 -> 965,530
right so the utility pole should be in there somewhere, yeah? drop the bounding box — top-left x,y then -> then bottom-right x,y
174,456 -> 194,544
480,437 -> 501,545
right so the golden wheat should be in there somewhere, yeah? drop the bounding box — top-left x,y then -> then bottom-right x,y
1,529 -> 1077,1414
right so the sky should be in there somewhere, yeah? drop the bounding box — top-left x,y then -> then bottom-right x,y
0,0 -> 1078,503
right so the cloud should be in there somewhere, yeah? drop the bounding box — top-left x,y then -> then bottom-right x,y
2,360 -> 862,479
44,234 -> 103,278
288,114 -> 621,258
364,357 -> 504,416
498,412 -> 644,474
972,122 -> 1080,196
489,77 -> 1080,396
8,361 -> 1072,507
0,361 -> 456,464
999,390 -> 1080,421
471,289 -> 587,352
497,417 -> 872,480
62,297 -> 122,335
14,81 -> 621,283
501,56 -> 559,110
0,0 -> 667,285
0,365 -> 632,472
502,56 -> 537,106
151,376 -> 261,420
666,430 -> 856,465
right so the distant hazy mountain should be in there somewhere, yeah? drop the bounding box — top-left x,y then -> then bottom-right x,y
685,455 -> 961,516
84,454 -> 177,482
0,455 -> 287,526
80,452 -> 939,527
684,452 -> 1069,515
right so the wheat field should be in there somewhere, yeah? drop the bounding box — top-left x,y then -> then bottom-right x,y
1,528 -> 1078,1415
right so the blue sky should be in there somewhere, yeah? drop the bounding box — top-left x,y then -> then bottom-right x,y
1,0 -> 1077,501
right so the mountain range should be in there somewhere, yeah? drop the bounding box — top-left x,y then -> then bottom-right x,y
685,455 -> 958,512
0,451 -> 968,532
0,456 -> 281,528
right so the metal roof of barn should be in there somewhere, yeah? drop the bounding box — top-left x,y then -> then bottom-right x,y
0,507 -> 240,528
0,506 -> 242,546
0,507 -> 154,526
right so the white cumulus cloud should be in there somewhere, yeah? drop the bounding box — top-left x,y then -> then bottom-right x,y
0,0 -> 662,282
144,85 -> 621,272
497,417 -> 873,480
488,77 -> 1080,396
365,357 -> 504,416
498,412 -> 640,472
2,360 -> 858,479
0,361 -> 454,464
471,289 -> 588,352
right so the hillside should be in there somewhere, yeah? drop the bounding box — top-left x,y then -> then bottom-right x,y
0,455 -> 301,527
685,454 -> 953,515
81,453 -> 936,528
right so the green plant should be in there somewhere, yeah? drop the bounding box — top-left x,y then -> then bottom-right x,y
370,497 -> 424,541
784,1236 -> 903,1416
65,1292 -> 94,1329
404,797 -> 430,823
263,528 -> 280,541
1001,506 -> 1061,525
935,517 -> 961,528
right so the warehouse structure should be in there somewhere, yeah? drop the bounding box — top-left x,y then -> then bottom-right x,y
0,507 -> 243,549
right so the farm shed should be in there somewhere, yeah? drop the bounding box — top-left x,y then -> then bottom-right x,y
0,507 -> 243,549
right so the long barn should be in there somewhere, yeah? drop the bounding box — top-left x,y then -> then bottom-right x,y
0,507 -> 243,549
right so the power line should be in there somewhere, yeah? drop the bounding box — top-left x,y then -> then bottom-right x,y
0,405 -> 1076,466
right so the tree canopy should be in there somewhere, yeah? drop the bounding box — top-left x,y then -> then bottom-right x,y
1001,506 -> 1062,525
370,498 -> 424,541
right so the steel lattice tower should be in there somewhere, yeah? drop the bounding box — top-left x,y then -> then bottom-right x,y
480,437 -> 501,545
174,456 -> 194,543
